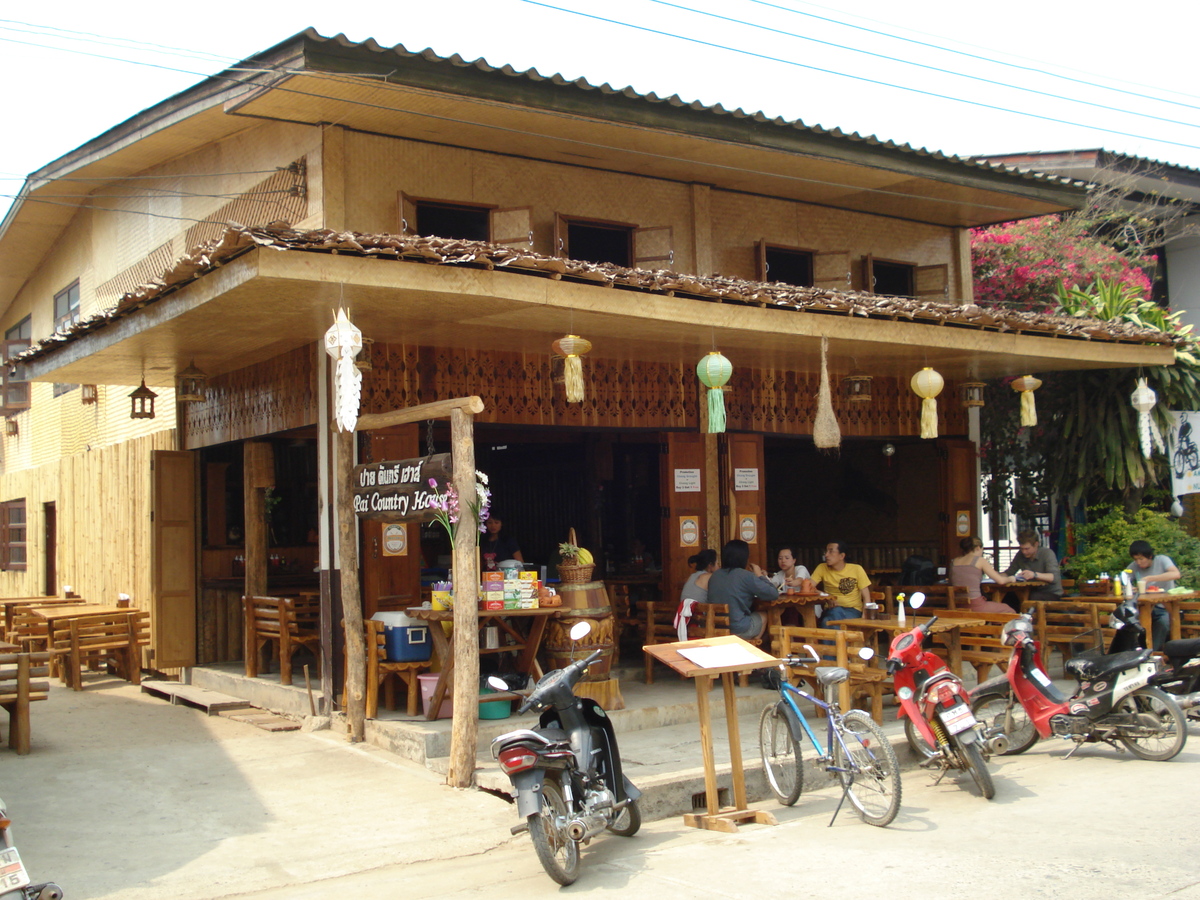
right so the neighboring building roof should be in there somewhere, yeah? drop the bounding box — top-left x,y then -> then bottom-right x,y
977,148 -> 1200,204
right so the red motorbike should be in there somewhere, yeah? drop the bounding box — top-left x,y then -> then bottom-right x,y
885,593 -> 1004,799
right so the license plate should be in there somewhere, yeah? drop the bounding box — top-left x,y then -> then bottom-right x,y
939,703 -> 977,735
0,846 -> 30,891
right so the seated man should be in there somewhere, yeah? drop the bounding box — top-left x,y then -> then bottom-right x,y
1130,539 -> 1181,650
810,541 -> 871,625
1001,529 -> 1063,611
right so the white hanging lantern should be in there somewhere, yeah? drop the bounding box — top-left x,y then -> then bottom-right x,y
1130,377 -> 1165,459
1011,375 -> 1042,427
910,367 -> 944,439
324,307 -> 363,433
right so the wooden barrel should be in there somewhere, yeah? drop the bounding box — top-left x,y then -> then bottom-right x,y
543,581 -> 615,681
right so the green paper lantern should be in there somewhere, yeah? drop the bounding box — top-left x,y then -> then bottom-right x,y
696,351 -> 733,433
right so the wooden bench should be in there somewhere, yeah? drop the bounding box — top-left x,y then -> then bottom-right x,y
1031,599 -> 1118,673
243,595 -> 321,685
924,608 -> 1018,683
51,611 -> 149,691
777,625 -> 889,723
0,651 -> 51,754
884,584 -> 969,614
1178,601 -> 1200,640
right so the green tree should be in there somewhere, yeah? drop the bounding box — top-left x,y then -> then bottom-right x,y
1068,506 -> 1200,587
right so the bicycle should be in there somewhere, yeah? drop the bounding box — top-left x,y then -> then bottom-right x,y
758,644 -> 902,827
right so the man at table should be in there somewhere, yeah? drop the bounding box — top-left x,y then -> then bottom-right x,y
1130,540 -> 1180,650
1001,529 -> 1062,611
810,541 -> 871,625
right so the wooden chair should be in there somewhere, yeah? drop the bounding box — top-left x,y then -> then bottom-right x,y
0,651 -> 50,754
608,583 -> 646,664
1179,602 -> 1200,640
243,595 -> 321,685
342,619 -> 429,717
641,598 -> 701,684
777,625 -> 889,723
1032,599 -> 1118,673
885,584 -> 967,612
52,611 -> 149,691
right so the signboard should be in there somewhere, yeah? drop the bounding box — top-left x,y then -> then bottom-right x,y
674,468 -> 701,493
382,524 -> 408,556
956,510 -> 970,537
1168,410 -> 1200,497
679,515 -> 700,547
733,468 -> 759,491
739,514 -> 758,543
352,453 -> 452,522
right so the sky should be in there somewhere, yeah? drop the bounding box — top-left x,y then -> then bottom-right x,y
2,0 -> 1199,222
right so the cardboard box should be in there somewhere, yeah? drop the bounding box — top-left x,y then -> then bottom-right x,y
518,596 -> 539,609
481,581 -> 503,592
481,597 -> 505,611
518,571 -> 538,581
482,572 -> 504,584
503,598 -> 520,610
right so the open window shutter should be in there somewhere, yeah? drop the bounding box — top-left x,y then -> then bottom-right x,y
633,225 -> 674,269
861,255 -> 876,293
490,207 -> 533,251
1,339 -> 31,415
552,213 -> 569,258
915,264 -> 950,300
151,450 -> 197,668
754,240 -> 769,281
398,192 -> 418,235
813,251 -> 851,291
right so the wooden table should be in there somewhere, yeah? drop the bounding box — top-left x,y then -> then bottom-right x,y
982,581 -> 1037,610
30,605 -> 130,679
0,596 -> 70,634
1063,591 -> 1200,644
643,635 -> 780,833
755,591 -> 826,652
834,615 -> 987,677
403,607 -> 559,721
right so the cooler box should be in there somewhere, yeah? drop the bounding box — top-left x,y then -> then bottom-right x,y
372,612 -> 433,663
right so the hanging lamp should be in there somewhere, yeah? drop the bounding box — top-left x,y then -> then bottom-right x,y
175,360 -> 208,403
1011,375 -> 1042,427
960,382 -> 986,408
910,367 -> 944,439
129,379 -> 158,419
1130,377 -> 1165,458
551,334 -> 592,403
813,337 -> 841,450
696,351 -> 732,433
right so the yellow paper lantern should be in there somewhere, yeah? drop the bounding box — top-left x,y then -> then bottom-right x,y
551,334 -> 592,403
910,367 -> 944,439
1011,375 -> 1042,427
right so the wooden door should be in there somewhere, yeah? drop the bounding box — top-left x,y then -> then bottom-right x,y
724,433 -> 767,569
151,450 -> 197,668
43,502 -> 56,596
938,438 -> 978,564
659,432 -> 708,605
360,426 -> 422,618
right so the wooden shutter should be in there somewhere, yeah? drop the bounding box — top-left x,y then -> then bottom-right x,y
360,426 -> 422,618
861,255 -> 876,293
398,192 -> 418,235
659,432 -> 707,606
754,240 -> 769,281
490,207 -> 533,251
915,264 -> 950,300
552,213 -> 569,258
0,499 -> 26,571
633,225 -> 673,269
1,339 -> 30,415
813,251 -> 851,291
151,450 -> 197,668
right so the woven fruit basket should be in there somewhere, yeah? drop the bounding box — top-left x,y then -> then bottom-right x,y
557,527 -> 595,584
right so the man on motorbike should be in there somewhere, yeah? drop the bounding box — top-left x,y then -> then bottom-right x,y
1130,540 -> 1180,650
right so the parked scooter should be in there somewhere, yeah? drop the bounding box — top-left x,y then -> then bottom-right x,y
970,608 -> 1188,760
0,798 -> 62,900
1103,599 -> 1200,722
885,592 -> 1004,799
488,622 -> 641,886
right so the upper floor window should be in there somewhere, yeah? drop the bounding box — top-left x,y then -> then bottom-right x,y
414,201 -> 490,242
398,193 -> 532,250
55,281 -> 81,329
0,499 -> 26,571
756,242 -> 814,287
554,214 -> 673,269
5,317 -> 31,341
1,316 -> 31,417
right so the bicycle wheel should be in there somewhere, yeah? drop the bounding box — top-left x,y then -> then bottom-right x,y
834,710 -> 902,827
1116,687 -> 1188,761
1188,446 -> 1199,471
1174,448 -> 1187,478
528,776 -> 579,886
903,714 -> 937,759
971,689 -> 1039,755
758,702 -> 803,806
956,736 -> 996,800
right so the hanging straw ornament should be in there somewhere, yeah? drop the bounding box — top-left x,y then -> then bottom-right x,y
910,367 -> 944,439
1011,375 -> 1042,427
551,334 -> 592,403
1130,377 -> 1165,459
323,307 -> 363,432
813,337 -> 841,450
696,351 -> 733,433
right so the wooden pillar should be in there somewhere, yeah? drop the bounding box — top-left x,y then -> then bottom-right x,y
337,427 -> 367,742
447,406 -> 480,788
243,442 -> 272,666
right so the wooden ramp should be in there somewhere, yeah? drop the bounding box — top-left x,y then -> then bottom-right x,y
141,681 -> 253,715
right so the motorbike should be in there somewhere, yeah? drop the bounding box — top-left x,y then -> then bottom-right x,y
0,798 -> 62,900
970,606 -> 1188,761
488,622 -> 641,886
1103,599 -> 1200,722
885,592 -> 1004,799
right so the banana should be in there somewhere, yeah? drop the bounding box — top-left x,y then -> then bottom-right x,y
577,547 -> 594,566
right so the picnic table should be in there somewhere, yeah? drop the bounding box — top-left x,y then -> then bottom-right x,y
1061,590 -> 1200,644
832,615 -> 988,678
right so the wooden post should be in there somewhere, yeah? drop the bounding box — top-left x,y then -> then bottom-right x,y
447,406 -> 480,788
243,442 -> 270,667
337,427 -> 368,742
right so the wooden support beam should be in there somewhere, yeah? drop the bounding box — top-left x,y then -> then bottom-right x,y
337,427 -> 367,742
356,396 -> 484,431
447,405 -> 480,788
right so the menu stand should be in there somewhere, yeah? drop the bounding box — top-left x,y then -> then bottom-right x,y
643,635 -> 781,833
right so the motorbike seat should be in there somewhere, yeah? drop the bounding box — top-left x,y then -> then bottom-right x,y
1163,638 -> 1200,669
1063,649 -> 1150,682
815,666 -> 849,686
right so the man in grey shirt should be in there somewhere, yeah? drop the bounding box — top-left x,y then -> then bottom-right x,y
1130,539 -> 1180,650
1002,529 -> 1063,611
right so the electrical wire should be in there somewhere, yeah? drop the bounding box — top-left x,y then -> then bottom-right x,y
0,19 -> 239,66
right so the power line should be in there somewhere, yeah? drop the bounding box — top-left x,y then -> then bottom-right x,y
519,0 -> 1200,152
0,168 -> 294,182
0,19 -> 239,66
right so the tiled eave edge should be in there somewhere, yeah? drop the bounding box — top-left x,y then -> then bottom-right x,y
11,223 -> 1177,366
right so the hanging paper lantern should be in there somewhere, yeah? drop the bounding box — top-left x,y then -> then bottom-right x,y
910,367 -> 944,439
1010,375 -> 1042,427
1131,377 -> 1165,459
551,334 -> 592,403
814,337 -> 841,450
324,307 -> 363,433
696,351 -> 733,434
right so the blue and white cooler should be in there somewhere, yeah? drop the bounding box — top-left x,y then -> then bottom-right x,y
372,611 -> 433,662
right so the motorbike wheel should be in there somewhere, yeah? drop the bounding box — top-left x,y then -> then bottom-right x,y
528,776 -> 580,886
903,715 -> 937,760
971,689 -> 1039,755
758,702 -> 803,806
956,737 -> 996,800
1116,686 -> 1188,761
606,798 -> 641,837
834,710 -> 902,827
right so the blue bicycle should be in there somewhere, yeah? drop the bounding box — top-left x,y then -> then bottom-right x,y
758,645 -> 902,826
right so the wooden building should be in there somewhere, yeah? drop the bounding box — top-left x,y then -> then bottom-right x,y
0,30 -> 1176,686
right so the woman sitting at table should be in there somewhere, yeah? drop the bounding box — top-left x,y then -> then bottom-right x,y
706,539 -> 773,641
950,536 -> 1016,614
770,545 -> 811,591
675,549 -> 717,640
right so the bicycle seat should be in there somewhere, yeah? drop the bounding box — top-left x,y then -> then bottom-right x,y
815,666 -> 849,686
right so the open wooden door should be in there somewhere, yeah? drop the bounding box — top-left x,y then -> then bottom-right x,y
659,432 -> 708,606
151,450 -> 197,668
361,426 -> 422,618
724,433 -> 767,570
938,438 -> 978,564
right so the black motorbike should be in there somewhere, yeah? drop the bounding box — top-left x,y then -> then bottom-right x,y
1105,601 -> 1200,721
488,623 -> 641,886
0,798 -> 62,900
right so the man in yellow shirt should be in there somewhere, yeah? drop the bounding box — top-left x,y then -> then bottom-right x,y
810,541 -> 871,625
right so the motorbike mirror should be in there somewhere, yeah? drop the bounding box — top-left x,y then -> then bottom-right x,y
908,592 -> 926,610
802,643 -> 821,664
568,621 -> 593,642
857,646 -> 875,662
486,675 -> 509,692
